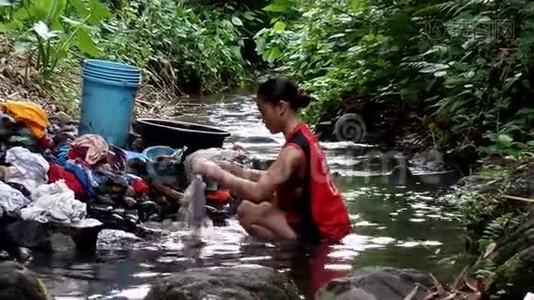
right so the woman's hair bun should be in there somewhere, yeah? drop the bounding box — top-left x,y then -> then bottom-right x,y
256,77 -> 312,110
296,90 -> 312,109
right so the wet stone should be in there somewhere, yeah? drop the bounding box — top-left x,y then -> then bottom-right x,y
122,196 -> 137,208
139,201 -> 160,216
316,267 -> 434,300
111,213 -> 125,224
144,265 -> 300,300
95,196 -> 115,207
0,261 -> 47,300
125,210 -> 139,224
113,208 -> 126,215
0,250 -> 10,260
16,247 -> 32,263
148,213 -> 160,222
125,187 -> 136,197
49,233 -> 76,252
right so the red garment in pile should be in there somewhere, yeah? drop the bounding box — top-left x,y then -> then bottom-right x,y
48,163 -> 84,198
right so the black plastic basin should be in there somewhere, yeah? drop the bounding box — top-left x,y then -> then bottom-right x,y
135,118 -> 231,155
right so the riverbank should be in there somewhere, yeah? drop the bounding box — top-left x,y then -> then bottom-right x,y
455,155 -> 534,299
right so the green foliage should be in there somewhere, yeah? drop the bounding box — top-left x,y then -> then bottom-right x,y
98,0 -> 256,94
459,158 -> 532,257
257,0 -> 534,155
0,0 -> 110,78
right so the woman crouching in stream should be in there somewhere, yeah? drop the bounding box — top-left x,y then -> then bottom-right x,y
192,77 -> 351,244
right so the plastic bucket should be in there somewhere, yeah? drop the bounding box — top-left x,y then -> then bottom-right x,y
83,65 -> 141,77
84,59 -> 141,74
79,74 -> 140,147
82,69 -> 141,84
83,67 -> 140,79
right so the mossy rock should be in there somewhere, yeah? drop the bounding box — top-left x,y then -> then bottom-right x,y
0,261 -> 47,300
315,266 -> 434,300
144,265 -> 300,300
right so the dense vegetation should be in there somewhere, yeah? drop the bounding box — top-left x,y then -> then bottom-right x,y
1,0 -> 533,298
0,0 -> 265,96
1,0 -> 532,158
256,0 -> 534,157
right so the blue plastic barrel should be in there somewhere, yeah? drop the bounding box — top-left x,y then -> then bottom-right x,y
82,69 -> 140,83
84,59 -> 141,74
79,74 -> 140,147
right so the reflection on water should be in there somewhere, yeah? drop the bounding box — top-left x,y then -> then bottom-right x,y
29,96 -> 465,299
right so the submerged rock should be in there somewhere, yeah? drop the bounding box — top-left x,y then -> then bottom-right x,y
144,265 -> 300,300
0,261 -> 47,300
315,266 -> 434,300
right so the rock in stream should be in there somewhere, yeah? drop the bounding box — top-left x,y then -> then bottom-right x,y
315,266 -> 434,300
144,265 -> 300,300
0,261 -> 47,300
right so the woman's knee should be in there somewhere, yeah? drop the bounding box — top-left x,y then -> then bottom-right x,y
237,201 -> 272,225
237,200 -> 254,219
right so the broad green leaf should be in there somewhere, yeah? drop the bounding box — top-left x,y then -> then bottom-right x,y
420,63 -> 449,73
255,37 -> 266,53
231,46 -> 243,61
77,27 -> 99,56
50,18 -> 62,30
29,1 -> 48,19
267,46 -> 282,62
0,20 -> 20,32
231,16 -> 243,26
71,0 -> 88,16
44,0 -> 67,21
263,0 -> 291,13
0,0 -> 12,6
33,21 -> 59,40
243,11 -> 256,21
13,7 -> 29,21
497,134 -> 513,146
88,0 -> 112,25
434,70 -> 447,77
350,0 -> 366,11
273,20 -> 286,32
516,108 -> 534,117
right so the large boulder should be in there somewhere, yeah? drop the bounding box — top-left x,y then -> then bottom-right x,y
0,261 -> 47,300
144,265 -> 300,300
315,267 -> 434,300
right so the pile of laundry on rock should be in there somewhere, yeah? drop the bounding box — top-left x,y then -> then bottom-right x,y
0,100 -> 245,234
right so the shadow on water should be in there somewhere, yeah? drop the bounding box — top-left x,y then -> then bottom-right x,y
29,95 -> 466,299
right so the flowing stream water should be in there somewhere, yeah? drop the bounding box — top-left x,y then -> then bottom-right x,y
29,94 -> 466,299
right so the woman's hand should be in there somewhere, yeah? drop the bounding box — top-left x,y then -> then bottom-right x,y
192,159 -> 222,180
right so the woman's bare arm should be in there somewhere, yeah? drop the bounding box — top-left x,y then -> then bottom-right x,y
202,147 -> 302,203
216,161 -> 265,182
